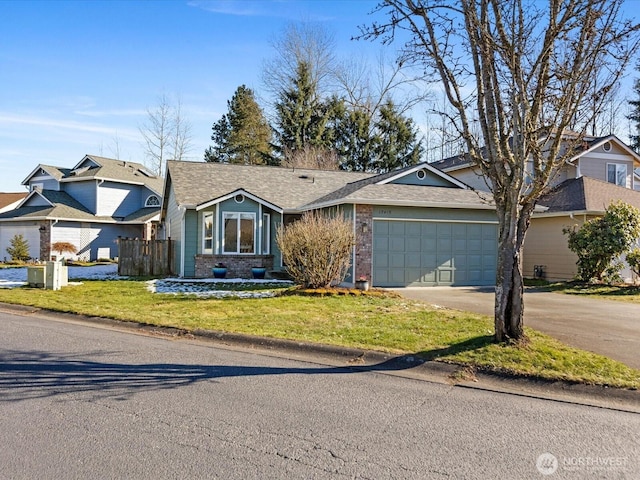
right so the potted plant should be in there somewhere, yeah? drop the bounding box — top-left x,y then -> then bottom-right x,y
251,266 -> 267,279
354,275 -> 370,291
212,262 -> 227,279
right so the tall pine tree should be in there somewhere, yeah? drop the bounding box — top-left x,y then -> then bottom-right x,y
205,85 -> 272,165
629,67 -> 640,152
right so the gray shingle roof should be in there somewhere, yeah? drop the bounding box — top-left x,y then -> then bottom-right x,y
0,190 -> 158,224
537,176 -> 640,213
304,183 -> 494,210
166,161 -> 374,211
67,155 -> 163,194
122,207 -> 161,223
165,160 -> 494,212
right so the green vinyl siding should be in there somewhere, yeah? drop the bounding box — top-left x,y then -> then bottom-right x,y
183,209 -> 198,277
390,169 -> 458,187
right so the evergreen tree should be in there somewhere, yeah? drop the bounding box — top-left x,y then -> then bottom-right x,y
205,85 -> 272,165
334,107 -> 378,172
372,100 -> 423,172
6,234 -> 30,262
273,61 -> 331,156
629,72 -> 640,152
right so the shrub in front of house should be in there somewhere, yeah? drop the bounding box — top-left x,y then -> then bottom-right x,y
6,234 -> 30,262
276,211 -> 355,289
564,201 -> 640,283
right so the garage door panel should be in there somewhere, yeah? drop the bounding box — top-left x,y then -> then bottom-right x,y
389,222 -> 406,235
422,269 -> 437,283
389,253 -> 405,268
406,237 -> 421,252
390,269 -> 406,283
373,253 -> 389,268
373,219 -> 497,287
453,238 -> 467,252
438,269 -> 453,283
390,237 -> 405,252
373,237 -> 389,250
437,254 -> 453,267
421,238 -> 436,251
374,221 -> 389,235
405,254 -> 420,268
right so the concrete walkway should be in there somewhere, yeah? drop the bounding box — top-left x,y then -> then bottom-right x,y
391,286 -> 640,370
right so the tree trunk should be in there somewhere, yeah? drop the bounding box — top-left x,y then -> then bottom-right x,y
494,201 -> 530,342
494,240 -> 525,341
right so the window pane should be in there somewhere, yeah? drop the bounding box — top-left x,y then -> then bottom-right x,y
607,165 -> 616,184
204,214 -> 213,252
239,214 -> 254,253
262,214 -> 270,254
617,165 -> 626,187
224,217 -> 238,253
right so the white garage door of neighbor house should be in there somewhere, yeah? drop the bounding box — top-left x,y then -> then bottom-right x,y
0,226 -> 40,261
373,220 -> 497,287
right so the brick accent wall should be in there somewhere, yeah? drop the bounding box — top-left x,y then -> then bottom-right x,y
39,221 -> 51,261
194,255 -> 274,279
354,204 -> 373,283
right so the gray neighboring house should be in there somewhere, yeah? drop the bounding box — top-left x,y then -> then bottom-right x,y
0,155 -> 163,262
162,160 -> 498,287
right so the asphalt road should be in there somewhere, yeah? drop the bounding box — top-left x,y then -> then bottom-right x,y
392,286 -> 640,370
1,312 -> 639,479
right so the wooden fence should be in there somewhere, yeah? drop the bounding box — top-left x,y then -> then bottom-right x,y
118,238 -> 174,277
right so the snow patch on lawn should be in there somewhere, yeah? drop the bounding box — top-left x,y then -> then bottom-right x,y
147,277 -> 293,299
0,264 -> 120,288
0,265 -> 293,298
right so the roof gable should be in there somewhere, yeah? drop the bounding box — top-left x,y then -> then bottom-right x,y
569,135 -> 640,167
21,164 -> 69,186
196,188 -> 283,213
18,190 -> 54,208
378,162 -> 468,189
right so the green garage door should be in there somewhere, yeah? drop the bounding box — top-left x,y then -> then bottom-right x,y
373,220 -> 497,287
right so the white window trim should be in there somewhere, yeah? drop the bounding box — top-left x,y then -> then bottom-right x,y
222,211 -> 256,254
145,194 -> 161,207
202,212 -> 214,254
263,213 -> 271,255
607,163 -> 627,187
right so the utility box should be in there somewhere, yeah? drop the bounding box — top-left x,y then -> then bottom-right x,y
27,266 -> 46,288
45,261 -> 68,290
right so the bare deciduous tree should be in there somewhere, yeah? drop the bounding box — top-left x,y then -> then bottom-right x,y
363,0 -> 640,341
262,22 -> 337,102
140,94 -> 192,176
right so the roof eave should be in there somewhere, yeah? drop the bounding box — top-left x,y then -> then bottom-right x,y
300,198 -> 496,211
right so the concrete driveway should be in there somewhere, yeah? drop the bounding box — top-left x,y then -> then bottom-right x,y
391,286 -> 640,370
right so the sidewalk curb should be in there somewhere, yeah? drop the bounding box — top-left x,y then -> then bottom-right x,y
2,302 -> 638,412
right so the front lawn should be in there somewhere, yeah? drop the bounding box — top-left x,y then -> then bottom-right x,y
526,279 -> 640,304
0,280 -> 638,389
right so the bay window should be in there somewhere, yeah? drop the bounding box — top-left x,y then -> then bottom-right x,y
223,212 -> 255,254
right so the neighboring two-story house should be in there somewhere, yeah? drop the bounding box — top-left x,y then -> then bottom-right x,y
0,155 -> 163,262
431,134 -> 640,281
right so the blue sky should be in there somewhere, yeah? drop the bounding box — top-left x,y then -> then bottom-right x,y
0,0 -> 383,191
1,1 -> 639,193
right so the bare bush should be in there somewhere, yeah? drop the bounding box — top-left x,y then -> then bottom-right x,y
276,211 -> 354,288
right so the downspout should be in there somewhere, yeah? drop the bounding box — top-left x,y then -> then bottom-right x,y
352,204 -> 357,284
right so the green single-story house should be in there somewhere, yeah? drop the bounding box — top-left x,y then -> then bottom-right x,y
161,160 -> 498,287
